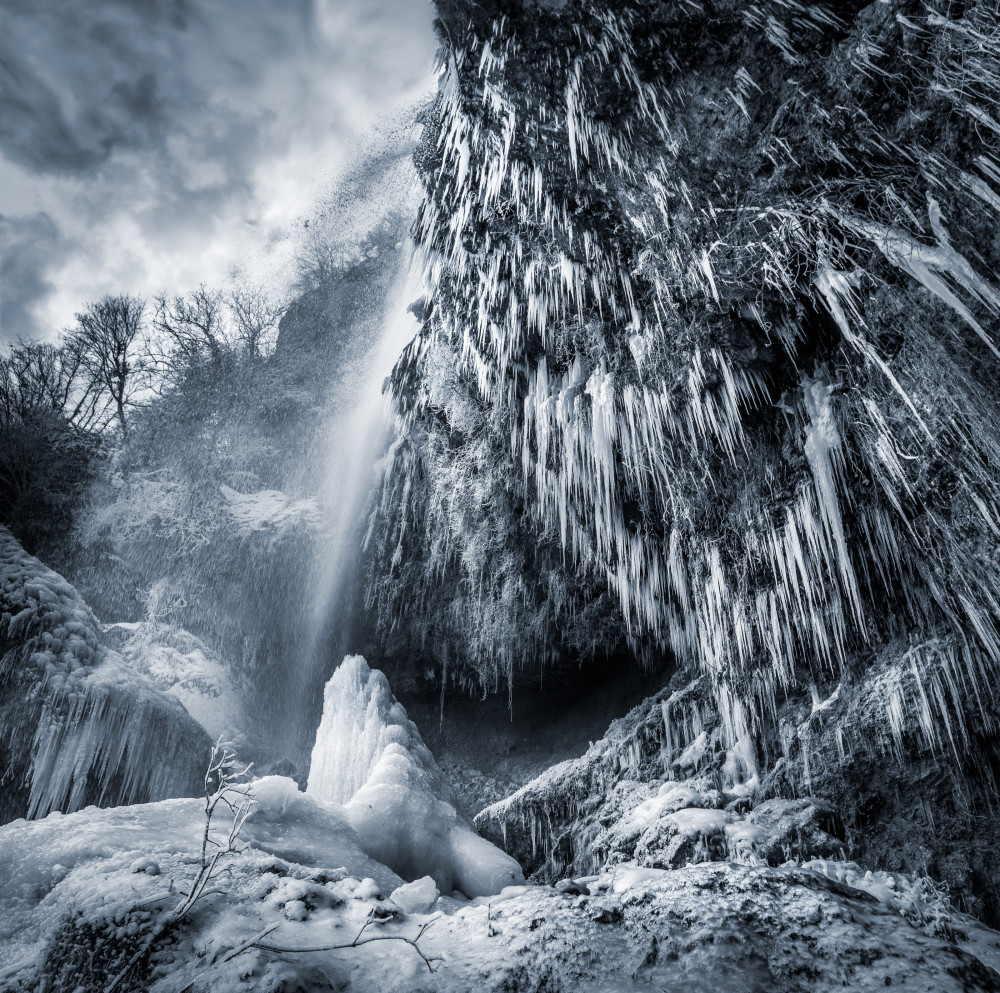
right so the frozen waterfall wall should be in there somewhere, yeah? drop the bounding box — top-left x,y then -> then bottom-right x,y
0,527 -> 209,822
361,0 -> 1000,918
372,0 -> 1000,763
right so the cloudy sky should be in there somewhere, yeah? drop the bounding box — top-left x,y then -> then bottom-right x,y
0,0 -> 438,341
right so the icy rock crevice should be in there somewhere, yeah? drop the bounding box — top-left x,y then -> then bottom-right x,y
307,655 -> 523,897
0,526 -> 210,822
477,673 -> 788,881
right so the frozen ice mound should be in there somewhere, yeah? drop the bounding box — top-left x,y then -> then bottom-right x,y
0,526 -> 210,822
104,620 -> 249,744
307,655 -> 524,897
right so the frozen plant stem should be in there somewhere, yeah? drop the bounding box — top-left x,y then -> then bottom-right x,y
104,738 -> 254,993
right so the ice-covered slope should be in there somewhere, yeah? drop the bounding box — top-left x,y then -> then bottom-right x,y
308,655 -> 523,896
1,786 -> 998,992
477,668 -> 1000,930
0,526 -> 210,822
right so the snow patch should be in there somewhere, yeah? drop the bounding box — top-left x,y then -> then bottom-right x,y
106,621 -> 248,743
219,485 -> 319,532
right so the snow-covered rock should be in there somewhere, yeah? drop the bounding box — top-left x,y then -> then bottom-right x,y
733,798 -> 847,867
1,793 -> 998,993
390,875 -> 439,915
104,620 -> 249,744
476,678 -> 724,879
308,655 -> 524,897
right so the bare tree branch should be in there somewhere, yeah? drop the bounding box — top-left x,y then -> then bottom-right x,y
228,284 -> 284,360
150,285 -> 226,368
70,294 -> 146,434
248,914 -> 442,973
105,739 -> 254,993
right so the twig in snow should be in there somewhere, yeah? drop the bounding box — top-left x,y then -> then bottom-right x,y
247,913 -> 442,973
220,923 -> 280,963
105,739 -> 254,993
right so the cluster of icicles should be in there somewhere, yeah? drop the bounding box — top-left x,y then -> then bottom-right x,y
0,527 -> 204,819
393,0 -> 1000,761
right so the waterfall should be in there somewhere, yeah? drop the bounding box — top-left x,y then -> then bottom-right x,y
289,236 -> 422,753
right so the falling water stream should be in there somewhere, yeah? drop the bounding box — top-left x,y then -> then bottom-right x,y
288,238 -> 422,759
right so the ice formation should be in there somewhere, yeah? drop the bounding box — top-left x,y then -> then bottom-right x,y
308,656 -> 523,896
389,875 -> 440,915
0,526 -> 209,821
370,0 -> 1000,792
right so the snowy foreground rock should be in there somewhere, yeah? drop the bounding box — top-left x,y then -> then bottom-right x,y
1,782 -> 999,992
307,655 -> 524,897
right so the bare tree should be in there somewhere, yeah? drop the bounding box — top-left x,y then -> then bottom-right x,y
70,294 -> 146,434
0,339 -> 105,544
228,284 -> 283,360
151,284 -> 226,366
1,338 -> 107,431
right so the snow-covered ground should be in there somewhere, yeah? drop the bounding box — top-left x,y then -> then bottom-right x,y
1,650 -> 999,991
2,780 -> 998,992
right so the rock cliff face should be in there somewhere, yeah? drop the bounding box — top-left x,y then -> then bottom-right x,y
366,0 -> 1000,923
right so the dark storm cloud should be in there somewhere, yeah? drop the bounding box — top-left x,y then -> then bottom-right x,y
1,0 -> 324,186
0,212 -> 73,338
0,0 -> 436,340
